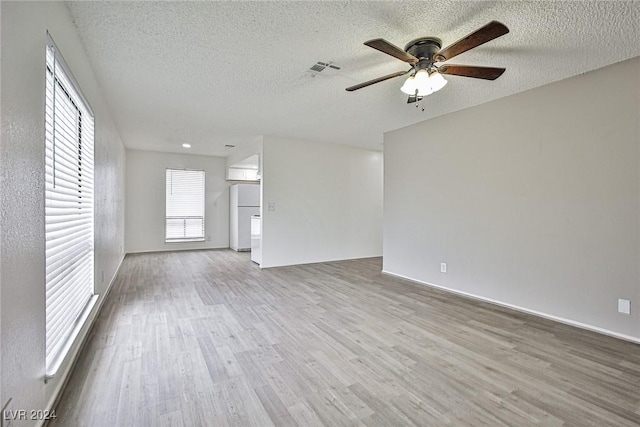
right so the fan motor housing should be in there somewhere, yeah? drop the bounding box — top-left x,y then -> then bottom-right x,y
404,37 -> 442,61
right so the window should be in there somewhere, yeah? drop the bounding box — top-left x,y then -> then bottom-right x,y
165,169 -> 205,242
44,34 -> 96,377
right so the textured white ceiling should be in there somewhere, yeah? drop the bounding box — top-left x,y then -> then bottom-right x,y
66,1 -> 640,156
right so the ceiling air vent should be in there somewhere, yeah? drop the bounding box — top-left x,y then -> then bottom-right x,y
309,62 -> 341,73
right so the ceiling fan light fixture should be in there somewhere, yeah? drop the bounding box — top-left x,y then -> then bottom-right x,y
400,75 -> 417,95
402,68 -> 445,97
429,71 -> 448,92
401,69 -> 435,96
413,69 -> 433,96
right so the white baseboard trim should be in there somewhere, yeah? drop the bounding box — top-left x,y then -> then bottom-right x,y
41,253 -> 126,426
126,246 -> 229,254
261,254 -> 383,269
381,269 -> 640,345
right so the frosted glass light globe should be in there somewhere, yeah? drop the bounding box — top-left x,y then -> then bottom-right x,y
429,71 -> 448,92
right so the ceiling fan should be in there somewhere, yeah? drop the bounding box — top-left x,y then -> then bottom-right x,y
346,21 -> 509,103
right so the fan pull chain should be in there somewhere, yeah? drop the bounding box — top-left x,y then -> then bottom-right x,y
414,91 -> 426,112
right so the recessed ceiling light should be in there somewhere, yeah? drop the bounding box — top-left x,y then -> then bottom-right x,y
182,143 -> 191,148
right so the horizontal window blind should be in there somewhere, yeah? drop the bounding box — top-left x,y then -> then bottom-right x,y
45,36 -> 95,376
166,169 -> 205,242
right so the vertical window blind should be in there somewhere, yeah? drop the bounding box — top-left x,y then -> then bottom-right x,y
45,35 -> 96,377
165,169 -> 205,242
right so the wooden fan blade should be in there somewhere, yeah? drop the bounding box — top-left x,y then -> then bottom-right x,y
438,65 -> 506,80
364,39 -> 419,64
407,95 -> 423,104
435,21 -> 509,62
345,70 -> 411,92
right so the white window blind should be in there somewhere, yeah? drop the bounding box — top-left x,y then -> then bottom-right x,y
166,169 -> 205,242
45,34 -> 96,377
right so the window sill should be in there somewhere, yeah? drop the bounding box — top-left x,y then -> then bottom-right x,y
45,294 -> 99,381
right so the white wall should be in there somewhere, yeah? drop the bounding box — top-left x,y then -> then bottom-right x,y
126,149 -> 229,253
1,1 -> 126,422
0,0 -> 4,407
384,57 -> 640,342
261,136 -> 383,268
226,136 -> 263,172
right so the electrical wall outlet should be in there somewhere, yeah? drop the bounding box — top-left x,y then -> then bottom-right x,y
618,298 -> 631,315
440,262 -> 447,273
267,202 -> 276,212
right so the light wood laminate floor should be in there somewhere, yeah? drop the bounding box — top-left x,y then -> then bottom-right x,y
50,250 -> 640,426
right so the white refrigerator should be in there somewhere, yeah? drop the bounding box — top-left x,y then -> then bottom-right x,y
230,184 -> 260,251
